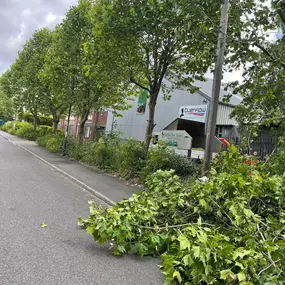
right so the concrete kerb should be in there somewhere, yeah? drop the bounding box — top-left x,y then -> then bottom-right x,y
0,133 -> 116,206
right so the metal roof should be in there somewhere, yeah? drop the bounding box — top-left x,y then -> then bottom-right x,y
193,78 -> 243,107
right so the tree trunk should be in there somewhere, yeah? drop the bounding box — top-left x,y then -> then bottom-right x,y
52,117 -> 60,133
77,109 -> 90,143
144,94 -> 157,152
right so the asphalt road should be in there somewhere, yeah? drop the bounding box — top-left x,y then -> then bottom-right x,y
0,136 -> 163,285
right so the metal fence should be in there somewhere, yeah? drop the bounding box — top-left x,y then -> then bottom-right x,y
223,137 -> 278,161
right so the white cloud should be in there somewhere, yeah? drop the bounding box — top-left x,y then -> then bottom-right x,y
0,0 -> 78,74
8,23 -> 26,48
45,13 -> 57,24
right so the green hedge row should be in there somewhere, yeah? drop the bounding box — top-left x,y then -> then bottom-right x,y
1,121 -> 53,141
64,134 -> 200,182
37,131 -> 200,182
1,122 -> 200,181
18,112 -> 53,127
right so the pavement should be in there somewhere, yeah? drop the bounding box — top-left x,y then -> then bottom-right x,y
0,131 -> 139,205
0,133 -> 163,285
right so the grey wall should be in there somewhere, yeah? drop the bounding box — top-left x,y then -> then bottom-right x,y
115,85 -> 238,141
115,88 -> 205,140
217,104 -> 237,126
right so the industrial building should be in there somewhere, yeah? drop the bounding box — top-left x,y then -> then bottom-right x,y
111,78 -> 242,149
60,78 -> 242,150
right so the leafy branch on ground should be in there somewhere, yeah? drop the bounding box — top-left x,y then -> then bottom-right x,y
79,146 -> 285,284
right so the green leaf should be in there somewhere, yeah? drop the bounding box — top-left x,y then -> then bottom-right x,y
178,235 -> 190,251
173,271 -> 182,283
86,225 -> 94,235
237,272 -> 246,282
40,223 -> 47,228
233,249 -> 252,260
192,246 -> 201,259
135,243 -> 148,256
220,269 -> 233,280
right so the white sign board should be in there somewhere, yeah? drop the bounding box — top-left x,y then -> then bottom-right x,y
178,104 -> 207,123
160,130 -> 192,150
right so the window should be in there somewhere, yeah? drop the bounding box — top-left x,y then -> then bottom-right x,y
215,126 -> 223,138
84,125 -> 91,138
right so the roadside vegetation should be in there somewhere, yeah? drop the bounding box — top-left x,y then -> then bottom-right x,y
1,121 -> 200,182
79,146 -> 285,284
1,0 -> 285,284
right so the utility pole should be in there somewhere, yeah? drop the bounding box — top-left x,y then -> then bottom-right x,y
203,0 -> 230,173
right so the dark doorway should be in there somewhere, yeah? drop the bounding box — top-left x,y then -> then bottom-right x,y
177,119 -> 206,148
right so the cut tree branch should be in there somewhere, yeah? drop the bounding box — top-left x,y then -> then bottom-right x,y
138,222 -> 215,230
258,259 -> 281,276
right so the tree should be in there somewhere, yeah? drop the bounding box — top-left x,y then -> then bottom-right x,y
46,0 -> 131,141
91,0 -> 222,150
0,90 -> 14,121
1,64 -> 27,117
11,28 -> 53,131
45,0 -> 105,141
39,26 -> 72,133
230,40 -> 285,138
226,1 -> 285,137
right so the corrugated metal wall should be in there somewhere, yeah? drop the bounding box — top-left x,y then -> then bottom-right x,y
217,104 -> 237,126
114,84 -> 238,141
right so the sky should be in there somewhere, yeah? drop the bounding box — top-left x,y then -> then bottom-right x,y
0,0 -> 78,75
2,0 -> 274,83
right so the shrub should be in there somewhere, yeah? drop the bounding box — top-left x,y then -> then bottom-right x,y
79,147 -> 285,284
65,136 -> 83,160
141,142 -> 200,181
36,125 -> 52,138
15,122 -> 36,140
2,121 -> 36,140
1,122 -> 14,132
91,137 -> 120,171
18,112 -> 53,126
66,136 -> 95,163
119,138 -> 147,179
37,133 -> 64,153
2,121 -> 53,141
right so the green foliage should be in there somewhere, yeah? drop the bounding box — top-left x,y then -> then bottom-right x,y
212,145 -> 262,175
36,133 -> 64,153
141,142 -> 200,181
36,125 -> 53,138
1,122 -> 14,132
18,112 -> 53,127
37,133 -> 198,182
91,135 -> 120,171
15,123 -> 36,140
0,90 -> 14,121
1,121 -> 54,141
1,121 -> 36,140
66,136 -> 96,162
264,149 -> 285,176
92,0 -> 220,148
119,138 -> 147,179
10,28 -> 53,124
226,2 -> 285,137
80,146 -> 285,284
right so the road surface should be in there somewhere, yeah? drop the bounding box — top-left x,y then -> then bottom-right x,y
0,135 -> 163,285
